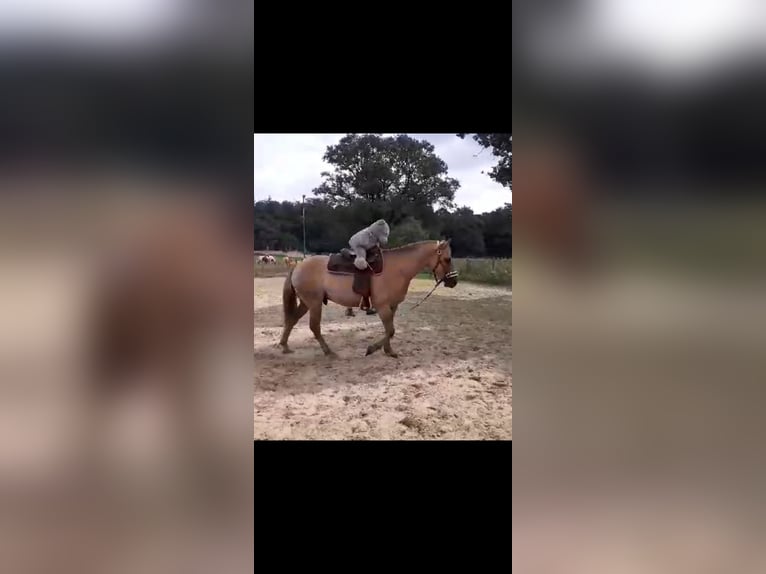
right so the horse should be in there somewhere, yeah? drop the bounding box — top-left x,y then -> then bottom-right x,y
279,239 -> 457,357
90,195 -> 251,484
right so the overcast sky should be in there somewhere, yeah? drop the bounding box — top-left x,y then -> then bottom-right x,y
526,0 -> 765,81
254,133 -> 511,214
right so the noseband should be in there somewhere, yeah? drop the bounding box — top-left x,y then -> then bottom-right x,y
432,255 -> 459,286
410,251 -> 458,311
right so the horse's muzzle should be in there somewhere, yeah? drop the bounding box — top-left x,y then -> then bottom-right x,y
443,271 -> 458,288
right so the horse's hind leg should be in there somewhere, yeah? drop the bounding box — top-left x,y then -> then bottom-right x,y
279,301 -> 308,353
309,304 -> 336,357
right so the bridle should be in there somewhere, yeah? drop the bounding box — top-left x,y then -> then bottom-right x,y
432,256 -> 458,285
409,247 -> 459,311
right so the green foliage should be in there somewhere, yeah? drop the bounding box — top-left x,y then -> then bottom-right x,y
254,199 -> 512,257
481,204 -> 512,257
313,133 -> 459,221
388,216 -> 429,247
438,206 -> 486,256
454,258 -> 512,286
253,199 -> 303,251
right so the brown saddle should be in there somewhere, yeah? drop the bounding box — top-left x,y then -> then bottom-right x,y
327,246 -> 383,310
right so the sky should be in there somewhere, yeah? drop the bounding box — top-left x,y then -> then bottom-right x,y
253,133 -> 511,214
529,0 -> 765,81
0,0 -> 183,44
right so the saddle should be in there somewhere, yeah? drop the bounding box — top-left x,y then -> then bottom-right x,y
327,246 -> 383,310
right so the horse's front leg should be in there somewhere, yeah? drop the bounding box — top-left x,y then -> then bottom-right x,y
309,303 -> 336,357
365,305 -> 397,358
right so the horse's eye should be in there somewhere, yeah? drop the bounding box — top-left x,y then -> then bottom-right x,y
445,257 -> 451,263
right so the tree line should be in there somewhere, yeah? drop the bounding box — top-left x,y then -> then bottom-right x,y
254,133 -> 511,257
254,199 -> 511,257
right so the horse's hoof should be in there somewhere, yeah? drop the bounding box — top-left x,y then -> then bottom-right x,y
365,346 -> 375,356
326,351 -> 338,359
281,346 -> 294,354
386,352 -> 399,358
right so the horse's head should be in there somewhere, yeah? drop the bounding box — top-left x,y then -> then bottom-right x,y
431,239 -> 458,288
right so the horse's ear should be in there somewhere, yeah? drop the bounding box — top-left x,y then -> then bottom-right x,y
442,238 -> 452,246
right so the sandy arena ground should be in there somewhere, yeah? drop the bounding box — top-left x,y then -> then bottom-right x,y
254,276 -> 512,439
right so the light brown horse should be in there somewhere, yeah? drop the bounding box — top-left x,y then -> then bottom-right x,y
279,239 -> 457,357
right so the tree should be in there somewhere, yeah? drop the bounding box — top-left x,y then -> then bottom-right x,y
313,133 -> 459,223
481,204 -> 512,257
278,232 -> 300,251
254,198 -> 511,258
457,133 -> 512,189
254,199 -> 303,250
303,198 -> 349,253
388,216 -> 429,247
438,207 -> 486,257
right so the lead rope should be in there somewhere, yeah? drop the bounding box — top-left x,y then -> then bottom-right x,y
407,270 -> 458,312
409,278 -> 444,311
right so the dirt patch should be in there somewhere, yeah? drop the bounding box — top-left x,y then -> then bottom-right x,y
254,277 -> 511,439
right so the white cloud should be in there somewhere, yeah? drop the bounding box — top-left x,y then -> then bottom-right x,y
253,133 -> 510,214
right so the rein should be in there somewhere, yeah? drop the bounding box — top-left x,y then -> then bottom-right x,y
409,277 -> 444,310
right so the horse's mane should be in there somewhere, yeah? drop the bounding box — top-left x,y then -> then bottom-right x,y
382,240 -> 437,254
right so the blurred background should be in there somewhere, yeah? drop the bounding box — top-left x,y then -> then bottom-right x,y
0,1 -> 253,573
513,1 -> 766,572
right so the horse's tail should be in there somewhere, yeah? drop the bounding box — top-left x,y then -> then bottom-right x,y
283,267 -> 298,321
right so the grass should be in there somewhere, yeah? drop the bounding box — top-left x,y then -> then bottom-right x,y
418,258 -> 512,286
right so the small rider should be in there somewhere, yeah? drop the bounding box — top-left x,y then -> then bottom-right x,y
348,219 -> 390,270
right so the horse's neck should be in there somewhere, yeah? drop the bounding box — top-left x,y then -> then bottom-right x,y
387,243 -> 434,280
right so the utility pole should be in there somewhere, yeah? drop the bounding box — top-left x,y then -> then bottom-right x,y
302,194 -> 307,258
